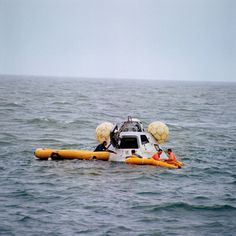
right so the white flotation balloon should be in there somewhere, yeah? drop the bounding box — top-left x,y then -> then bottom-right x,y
148,121 -> 169,144
96,122 -> 114,143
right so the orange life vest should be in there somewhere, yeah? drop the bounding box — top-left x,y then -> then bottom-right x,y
168,152 -> 177,161
152,152 -> 161,160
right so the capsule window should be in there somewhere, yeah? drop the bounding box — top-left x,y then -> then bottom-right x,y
141,135 -> 149,144
119,137 -> 139,149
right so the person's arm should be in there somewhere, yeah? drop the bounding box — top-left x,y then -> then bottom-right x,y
107,149 -> 117,154
136,154 -> 142,158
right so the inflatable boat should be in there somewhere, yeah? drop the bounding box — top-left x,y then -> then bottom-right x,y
34,117 -> 183,169
34,148 -> 182,168
34,148 -> 109,161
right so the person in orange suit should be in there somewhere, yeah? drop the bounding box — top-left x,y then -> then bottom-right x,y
152,149 -> 163,161
166,148 -> 177,161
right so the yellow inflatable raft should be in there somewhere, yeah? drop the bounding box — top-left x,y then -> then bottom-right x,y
34,148 -> 109,161
34,149 -> 183,169
164,160 -> 183,168
125,156 -> 180,169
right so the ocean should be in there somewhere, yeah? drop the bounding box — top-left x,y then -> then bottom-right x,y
0,75 -> 235,236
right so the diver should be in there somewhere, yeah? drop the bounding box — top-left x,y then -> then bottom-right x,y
94,141 -> 108,152
94,141 -> 117,154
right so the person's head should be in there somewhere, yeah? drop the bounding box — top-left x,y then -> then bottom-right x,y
167,148 -> 172,153
158,149 -> 163,153
103,141 -> 107,146
131,150 -> 136,154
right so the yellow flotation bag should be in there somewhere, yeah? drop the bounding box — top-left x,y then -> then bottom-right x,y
34,149 -> 182,169
125,156 -> 178,169
34,148 -> 109,161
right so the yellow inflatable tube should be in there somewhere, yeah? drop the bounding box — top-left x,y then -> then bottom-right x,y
34,149 -> 182,169
34,148 -> 109,161
164,160 -> 183,168
125,156 -> 178,169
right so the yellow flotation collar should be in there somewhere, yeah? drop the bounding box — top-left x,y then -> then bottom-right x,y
125,156 -> 179,169
34,149 -> 183,169
34,148 -> 109,161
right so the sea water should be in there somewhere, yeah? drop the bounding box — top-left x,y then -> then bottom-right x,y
0,75 -> 235,235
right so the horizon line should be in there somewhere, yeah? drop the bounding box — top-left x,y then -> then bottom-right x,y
0,73 -> 235,83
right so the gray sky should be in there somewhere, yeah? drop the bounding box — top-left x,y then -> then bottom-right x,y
0,0 -> 235,81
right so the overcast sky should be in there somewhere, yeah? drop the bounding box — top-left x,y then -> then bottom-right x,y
0,0 -> 235,81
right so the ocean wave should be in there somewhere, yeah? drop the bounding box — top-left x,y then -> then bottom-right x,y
0,140 -> 15,146
25,117 -> 94,129
0,102 -> 23,108
105,225 -> 133,234
131,202 -> 236,212
36,138 -> 62,143
193,195 -> 210,200
27,117 -> 59,125
50,101 -> 72,105
18,215 -> 34,222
